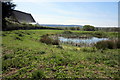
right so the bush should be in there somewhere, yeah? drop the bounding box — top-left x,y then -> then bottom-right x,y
15,36 -> 22,40
94,40 -> 119,49
83,25 -> 95,31
2,57 -> 30,72
116,39 -> 120,48
3,53 -> 14,60
39,51 -> 46,54
93,31 -> 106,38
32,70 -> 45,79
40,35 -> 59,45
56,45 -> 63,49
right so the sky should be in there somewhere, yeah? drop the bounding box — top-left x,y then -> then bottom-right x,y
12,1 -> 118,27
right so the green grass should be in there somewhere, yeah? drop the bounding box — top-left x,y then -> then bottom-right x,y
2,30 -> 119,78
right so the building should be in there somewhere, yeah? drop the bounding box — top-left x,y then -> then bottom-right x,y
11,10 -> 36,24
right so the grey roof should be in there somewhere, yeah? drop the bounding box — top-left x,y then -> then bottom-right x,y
12,10 -> 36,23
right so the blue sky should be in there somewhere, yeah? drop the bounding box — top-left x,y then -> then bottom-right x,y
13,1 -> 118,27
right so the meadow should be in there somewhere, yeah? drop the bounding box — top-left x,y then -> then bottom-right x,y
2,30 -> 120,79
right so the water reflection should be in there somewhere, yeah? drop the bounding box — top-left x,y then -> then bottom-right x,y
59,37 -> 109,44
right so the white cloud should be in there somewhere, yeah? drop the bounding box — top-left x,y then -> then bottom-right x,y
32,14 -> 92,25
32,13 -> 118,27
13,0 -> 118,27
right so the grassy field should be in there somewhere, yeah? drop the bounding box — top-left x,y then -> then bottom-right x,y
2,30 -> 120,78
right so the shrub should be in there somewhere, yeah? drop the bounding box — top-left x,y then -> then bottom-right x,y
32,70 -> 45,79
40,35 -> 52,44
116,39 -> 120,48
40,35 -> 59,45
39,51 -> 46,54
56,45 -> 63,49
93,31 -> 106,38
2,59 -> 12,71
83,25 -> 95,31
52,39 -> 59,45
63,31 -> 73,34
95,41 -> 108,49
3,53 -> 14,60
2,57 -> 30,72
94,40 -> 119,49
81,47 -> 97,52
14,36 -> 22,40
69,27 -> 76,30
104,60 -> 118,67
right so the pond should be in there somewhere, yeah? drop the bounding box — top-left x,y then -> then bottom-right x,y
58,37 -> 109,44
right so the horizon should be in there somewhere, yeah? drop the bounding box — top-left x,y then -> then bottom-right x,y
38,24 -> 118,28
13,1 -> 118,27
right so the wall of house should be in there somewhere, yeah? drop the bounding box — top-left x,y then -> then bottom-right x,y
12,10 -> 36,23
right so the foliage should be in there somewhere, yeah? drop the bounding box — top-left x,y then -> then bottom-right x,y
69,27 -> 76,30
92,31 -> 107,38
4,21 -> 63,31
2,30 -> 119,78
94,40 -> 120,49
96,27 -> 120,32
32,70 -> 45,79
2,1 -> 16,30
40,34 -> 59,45
64,27 -> 81,30
83,25 -> 95,31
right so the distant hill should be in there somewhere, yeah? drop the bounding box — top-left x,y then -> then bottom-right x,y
39,24 -> 83,28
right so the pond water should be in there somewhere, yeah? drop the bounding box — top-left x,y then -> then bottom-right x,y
58,37 -> 109,44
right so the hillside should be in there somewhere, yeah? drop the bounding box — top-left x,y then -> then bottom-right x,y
2,30 -> 119,78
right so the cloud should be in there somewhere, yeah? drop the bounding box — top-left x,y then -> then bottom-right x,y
32,14 -> 92,25
33,13 -> 118,27
13,1 -> 118,27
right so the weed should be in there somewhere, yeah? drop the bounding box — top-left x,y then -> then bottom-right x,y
2,30 -> 119,78
56,45 -> 63,49
94,40 -> 119,49
3,53 -> 14,60
39,51 -> 46,54
40,34 -> 59,45
32,70 -> 45,79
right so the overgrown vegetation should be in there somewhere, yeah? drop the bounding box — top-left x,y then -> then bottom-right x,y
83,25 -> 95,31
2,30 -> 119,78
4,21 -> 63,31
2,1 -> 16,30
40,34 -> 59,45
58,30 -> 113,38
94,40 -> 120,49
2,1 -> 119,78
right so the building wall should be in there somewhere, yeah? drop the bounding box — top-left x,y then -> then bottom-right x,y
12,10 -> 36,23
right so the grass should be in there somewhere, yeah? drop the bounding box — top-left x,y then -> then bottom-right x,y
2,30 -> 119,78
95,40 -> 120,49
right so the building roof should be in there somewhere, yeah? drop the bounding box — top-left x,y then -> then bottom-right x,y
12,10 -> 36,23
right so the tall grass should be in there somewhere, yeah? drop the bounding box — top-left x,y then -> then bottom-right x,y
40,34 -> 59,45
94,40 -> 120,49
2,30 -> 119,78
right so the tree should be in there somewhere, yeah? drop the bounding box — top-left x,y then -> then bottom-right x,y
83,25 -> 95,31
70,27 -> 76,30
2,1 -> 16,30
76,27 -> 81,30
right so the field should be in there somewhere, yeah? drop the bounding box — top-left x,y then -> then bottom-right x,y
1,30 -> 120,78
